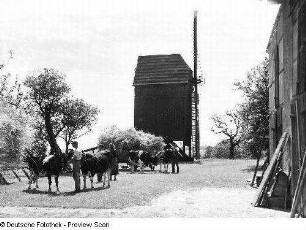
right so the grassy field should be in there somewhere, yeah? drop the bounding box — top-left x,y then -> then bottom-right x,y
0,159 -> 257,209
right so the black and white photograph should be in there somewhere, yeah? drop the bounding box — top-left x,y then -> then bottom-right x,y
0,0 -> 306,226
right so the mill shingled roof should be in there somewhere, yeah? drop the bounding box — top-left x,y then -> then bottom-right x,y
133,54 -> 192,85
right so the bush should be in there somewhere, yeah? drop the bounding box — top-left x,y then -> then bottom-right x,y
202,140 -> 249,159
202,146 -> 214,158
98,126 -> 165,162
0,122 -> 22,163
0,104 -> 34,164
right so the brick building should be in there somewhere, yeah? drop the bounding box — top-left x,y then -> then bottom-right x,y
267,0 -> 305,215
133,54 -> 193,154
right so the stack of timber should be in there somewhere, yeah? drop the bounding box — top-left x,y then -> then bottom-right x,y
290,152 -> 306,218
253,132 -> 289,208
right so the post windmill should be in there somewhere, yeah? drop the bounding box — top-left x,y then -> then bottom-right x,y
133,11 -> 203,161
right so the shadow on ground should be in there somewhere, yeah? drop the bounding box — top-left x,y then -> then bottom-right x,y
241,165 -> 264,172
22,185 -> 110,196
255,205 -> 291,213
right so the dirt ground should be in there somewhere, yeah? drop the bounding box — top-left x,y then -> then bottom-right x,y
0,187 -> 288,218
0,159 -> 290,218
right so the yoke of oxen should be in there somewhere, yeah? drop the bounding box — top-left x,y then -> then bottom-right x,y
139,151 -> 156,167
81,150 -> 112,175
41,153 -> 68,175
163,150 -> 173,164
129,150 -> 139,161
81,153 -> 98,175
151,155 -> 159,165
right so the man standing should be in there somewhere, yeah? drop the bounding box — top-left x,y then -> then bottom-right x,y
109,143 -> 119,181
171,146 -> 180,174
71,141 -> 82,192
137,151 -> 144,174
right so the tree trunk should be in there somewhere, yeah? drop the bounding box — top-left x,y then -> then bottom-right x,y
64,132 -> 69,155
44,111 -> 61,155
65,141 -> 69,155
229,138 -> 235,159
251,151 -> 261,187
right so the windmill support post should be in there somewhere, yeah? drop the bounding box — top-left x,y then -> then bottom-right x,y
191,10 -> 202,160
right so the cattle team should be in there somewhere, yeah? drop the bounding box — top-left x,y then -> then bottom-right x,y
25,140 -> 182,193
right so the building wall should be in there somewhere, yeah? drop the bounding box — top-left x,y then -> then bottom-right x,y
134,83 -> 192,146
268,4 -> 290,172
268,0 -> 306,215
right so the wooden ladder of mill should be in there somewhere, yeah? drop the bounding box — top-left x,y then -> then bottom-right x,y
191,91 -> 200,159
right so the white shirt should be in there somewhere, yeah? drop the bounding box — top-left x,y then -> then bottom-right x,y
73,148 -> 82,160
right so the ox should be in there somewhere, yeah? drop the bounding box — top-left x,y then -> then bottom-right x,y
43,152 -> 71,193
139,151 -> 158,171
81,150 -> 114,189
158,148 -> 173,173
25,150 -> 72,193
128,150 -> 159,172
24,154 -> 43,190
128,150 -> 140,173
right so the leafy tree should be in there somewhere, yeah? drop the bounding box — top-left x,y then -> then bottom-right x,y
24,120 -> 48,159
24,68 -> 70,155
0,50 -> 13,71
211,110 -> 244,159
0,75 -> 23,108
0,104 -> 34,164
0,122 -> 22,163
98,126 -> 164,162
234,58 -> 269,158
202,145 -> 214,158
0,51 -> 31,164
61,98 -> 99,154
0,51 -> 23,108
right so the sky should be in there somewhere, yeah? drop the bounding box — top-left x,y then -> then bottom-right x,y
0,0 -> 280,150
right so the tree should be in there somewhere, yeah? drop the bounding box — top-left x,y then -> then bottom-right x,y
0,50 -> 23,108
203,146 -> 214,158
234,58 -> 269,186
0,50 -> 32,164
98,126 -> 164,162
24,120 -> 48,159
0,75 -> 23,108
234,58 -> 269,158
211,110 -> 244,159
0,122 -> 21,163
61,98 -> 99,154
0,50 -> 13,71
0,104 -> 34,164
24,68 -> 70,155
